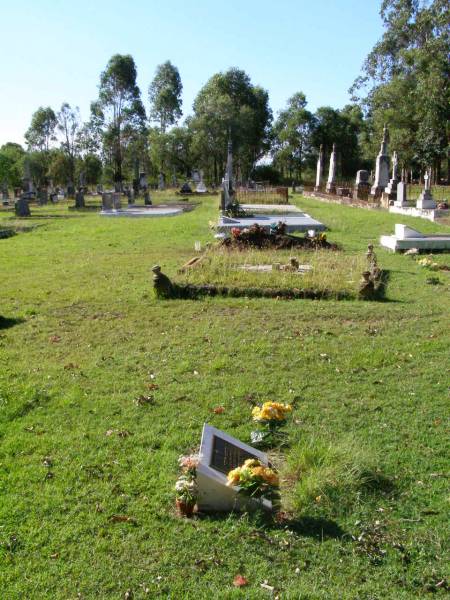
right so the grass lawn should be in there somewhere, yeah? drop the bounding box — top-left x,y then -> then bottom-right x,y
0,194 -> 449,599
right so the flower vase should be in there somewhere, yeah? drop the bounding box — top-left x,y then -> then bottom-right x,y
176,499 -> 195,517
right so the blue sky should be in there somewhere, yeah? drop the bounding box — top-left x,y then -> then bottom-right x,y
0,0 -> 384,146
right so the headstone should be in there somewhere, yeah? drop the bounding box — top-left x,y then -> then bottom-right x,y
112,192 -> 121,210
158,173 -> 165,191
416,170 -> 436,209
102,192 -> 113,210
2,181 -> 9,205
67,182 -> 75,198
196,424 -> 272,512
15,195 -> 31,217
325,143 -> 337,194
38,188 -> 48,205
196,170 -> 207,193
383,151 -> 399,200
371,124 -> 390,199
192,169 -> 200,184
314,145 -> 323,191
221,140 -> 235,211
144,190 -> 152,205
180,181 -> 192,194
394,181 -> 408,207
353,170 -> 370,200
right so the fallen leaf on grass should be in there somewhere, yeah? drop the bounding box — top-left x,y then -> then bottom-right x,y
233,575 -> 248,587
212,406 -> 225,414
118,430 -> 132,438
42,457 -> 53,467
147,383 -> 159,391
64,363 -> 79,370
109,515 -> 138,525
49,335 -> 61,343
135,395 -> 155,406
50,553 -> 59,559
105,429 -> 115,436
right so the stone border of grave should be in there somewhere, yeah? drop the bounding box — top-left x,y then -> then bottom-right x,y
151,246 -> 387,301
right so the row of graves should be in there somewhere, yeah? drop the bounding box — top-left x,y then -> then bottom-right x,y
152,140 -> 386,302
307,125 -> 449,223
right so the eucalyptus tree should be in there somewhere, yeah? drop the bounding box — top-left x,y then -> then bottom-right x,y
25,107 -> 57,152
272,93 -> 313,181
149,61 -> 183,132
91,54 -> 146,186
351,0 -> 450,180
57,103 -> 81,183
189,68 -> 272,183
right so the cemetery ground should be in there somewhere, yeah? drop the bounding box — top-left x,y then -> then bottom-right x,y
0,194 -> 449,599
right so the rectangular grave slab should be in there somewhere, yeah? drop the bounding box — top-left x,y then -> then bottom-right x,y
217,212 -> 326,235
197,424 -> 272,512
380,223 -> 450,252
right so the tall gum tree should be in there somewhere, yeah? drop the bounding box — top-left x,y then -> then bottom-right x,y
91,54 -> 146,186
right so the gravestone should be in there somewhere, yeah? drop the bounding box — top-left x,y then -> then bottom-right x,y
112,192 -> 122,210
196,424 -> 272,512
180,181 -> 192,194
383,151 -> 399,201
158,173 -> 165,191
38,188 -> 48,205
353,170 -> 370,200
2,182 -> 9,205
371,124 -> 390,199
394,181 -> 408,207
102,192 -> 113,210
192,169 -> 201,184
196,170 -> 207,193
314,145 -> 323,191
416,170 -> 436,209
67,181 -> 75,198
15,195 -> 31,217
221,140 -> 235,211
325,144 -> 337,194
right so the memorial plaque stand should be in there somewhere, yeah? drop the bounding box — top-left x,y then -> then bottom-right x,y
196,424 -> 272,512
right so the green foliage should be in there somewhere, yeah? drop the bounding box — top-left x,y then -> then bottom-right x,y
0,142 -> 25,187
352,0 -> 450,178
56,103 -> 81,182
92,54 -> 146,184
189,68 -> 272,182
272,92 -> 313,181
149,60 -> 183,132
25,106 -> 57,152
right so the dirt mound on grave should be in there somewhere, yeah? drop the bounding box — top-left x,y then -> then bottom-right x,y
220,223 -> 338,250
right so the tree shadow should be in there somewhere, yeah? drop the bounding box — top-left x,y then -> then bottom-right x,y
0,316 -> 25,330
195,510 -> 344,540
279,515 -> 345,540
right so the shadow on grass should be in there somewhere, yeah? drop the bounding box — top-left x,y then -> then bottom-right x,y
195,510 -> 344,540
0,316 -> 25,330
282,515 -> 345,540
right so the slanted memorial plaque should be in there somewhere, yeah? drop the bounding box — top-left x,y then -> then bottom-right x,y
210,435 -> 255,475
197,424 -> 271,512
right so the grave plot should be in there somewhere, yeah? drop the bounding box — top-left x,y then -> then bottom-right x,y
153,244 -> 385,301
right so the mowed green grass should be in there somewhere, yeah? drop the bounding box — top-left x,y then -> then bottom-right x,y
0,195 -> 449,599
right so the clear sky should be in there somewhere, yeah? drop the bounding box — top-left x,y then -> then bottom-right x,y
0,0 -> 384,147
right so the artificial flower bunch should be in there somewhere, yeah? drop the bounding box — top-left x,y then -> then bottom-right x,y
417,257 -> 439,270
227,458 -> 280,503
175,454 -> 199,515
251,402 -> 292,448
252,402 -> 292,424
